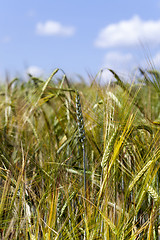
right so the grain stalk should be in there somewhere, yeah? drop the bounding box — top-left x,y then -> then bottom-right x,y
75,91 -> 87,239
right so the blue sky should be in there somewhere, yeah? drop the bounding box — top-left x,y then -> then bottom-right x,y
1,0 -> 160,82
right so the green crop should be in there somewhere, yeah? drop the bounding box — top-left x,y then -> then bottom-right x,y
0,67 -> 159,239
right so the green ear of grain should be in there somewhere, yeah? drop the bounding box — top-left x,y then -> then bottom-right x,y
39,68 -> 59,99
101,127 -> 119,169
129,160 -> 152,192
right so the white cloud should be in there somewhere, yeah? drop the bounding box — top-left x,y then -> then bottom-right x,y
102,51 -> 135,72
101,51 -> 136,82
95,15 -> 160,48
36,20 -> 75,36
26,66 -> 44,77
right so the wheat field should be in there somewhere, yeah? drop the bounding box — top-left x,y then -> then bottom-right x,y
0,68 -> 159,239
